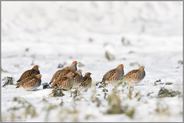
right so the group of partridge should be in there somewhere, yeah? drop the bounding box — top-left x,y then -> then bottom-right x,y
16,61 -> 145,91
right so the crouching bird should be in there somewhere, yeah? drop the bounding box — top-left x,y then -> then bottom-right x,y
80,72 -> 92,89
51,72 -> 75,91
16,74 -> 42,91
17,65 -> 40,83
72,69 -> 83,88
49,61 -> 78,85
97,64 -> 124,86
122,66 -> 145,99
123,66 -> 145,86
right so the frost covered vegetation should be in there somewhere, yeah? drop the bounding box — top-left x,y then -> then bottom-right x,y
1,1 -> 183,122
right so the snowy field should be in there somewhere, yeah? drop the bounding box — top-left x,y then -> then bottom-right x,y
1,1 -> 183,122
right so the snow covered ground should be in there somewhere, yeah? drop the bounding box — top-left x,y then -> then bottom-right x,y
1,1 -> 183,122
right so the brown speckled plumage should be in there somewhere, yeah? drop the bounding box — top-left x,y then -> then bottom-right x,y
73,70 -> 83,87
102,64 -> 124,83
17,65 -> 40,82
80,72 -> 92,88
123,66 -> 145,86
51,74 -> 75,90
16,74 -> 42,90
50,61 -> 78,84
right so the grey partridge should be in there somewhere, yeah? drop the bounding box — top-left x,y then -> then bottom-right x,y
51,73 -> 75,91
80,72 -> 92,88
73,69 -> 83,88
16,74 -> 42,90
123,66 -> 145,86
50,61 -> 78,84
102,64 -> 124,84
17,65 -> 40,82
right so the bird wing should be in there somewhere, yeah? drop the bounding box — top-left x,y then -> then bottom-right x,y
17,69 -> 40,82
81,77 -> 92,87
22,78 -> 39,87
60,77 -> 73,90
50,69 -> 64,83
124,69 -> 139,79
17,70 -> 32,82
73,72 -> 82,82
17,74 -> 36,87
102,69 -> 116,82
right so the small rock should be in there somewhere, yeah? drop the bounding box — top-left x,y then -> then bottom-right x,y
102,88 -> 108,92
147,92 -> 154,96
88,37 -> 94,43
128,51 -> 135,54
165,82 -> 173,85
157,87 -> 181,98
121,57 -> 126,60
121,37 -> 131,46
105,51 -> 115,61
124,107 -> 135,119
49,88 -> 65,97
155,79 -> 161,82
25,48 -> 29,52
2,76 -> 14,87
178,60 -> 183,65
14,64 -> 20,68
1,68 -> 9,73
57,63 -> 64,68
154,79 -> 164,86
60,99 -> 64,106
129,62 -> 140,67
42,83 -> 50,89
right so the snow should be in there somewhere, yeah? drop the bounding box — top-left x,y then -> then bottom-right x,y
1,1 -> 183,122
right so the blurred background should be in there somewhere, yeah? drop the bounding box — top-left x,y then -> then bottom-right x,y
2,1 -> 182,38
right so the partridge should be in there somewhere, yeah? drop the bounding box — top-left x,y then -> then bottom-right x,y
16,74 -> 42,90
50,61 -> 78,84
123,66 -> 145,86
73,69 -> 83,88
80,72 -> 92,88
17,65 -> 40,82
102,64 -> 124,83
51,73 -> 75,91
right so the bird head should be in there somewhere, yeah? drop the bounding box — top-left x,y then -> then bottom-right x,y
32,65 -> 39,71
72,61 -> 77,65
71,61 -> 78,71
117,64 -> 124,70
85,72 -> 91,77
139,66 -> 145,71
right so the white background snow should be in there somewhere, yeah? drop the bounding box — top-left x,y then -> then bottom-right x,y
1,1 -> 183,122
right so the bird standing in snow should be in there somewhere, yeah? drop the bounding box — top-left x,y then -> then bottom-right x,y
17,65 -> 40,83
80,72 -> 92,89
123,66 -> 145,86
51,73 -> 75,91
72,69 -> 83,88
49,61 -> 78,84
101,64 -> 124,84
16,74 -> 42,91
122,66 -> 145,99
